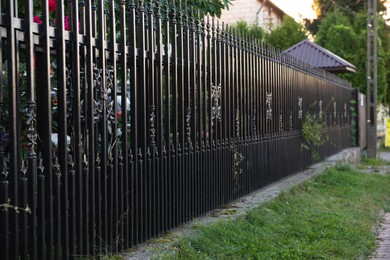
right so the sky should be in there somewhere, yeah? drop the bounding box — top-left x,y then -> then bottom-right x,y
271,0 -> 316,21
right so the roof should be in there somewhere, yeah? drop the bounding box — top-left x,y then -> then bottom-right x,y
283,39 -> 357,73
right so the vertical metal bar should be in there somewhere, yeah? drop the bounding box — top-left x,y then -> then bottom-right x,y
6,0 -> 19,256
19,173 -> 27,260
176,1 -> 185,225
108,0 -> 118,252
69,0 -> 83,254
183,2 -> 191,222
137,149 -> 144,242
189,7 -> 196,218
37,164 -> 46,260
162,0 -> 171,231
69,165 -> 76,255
118,0 -> 128,250
205,15 -> 212,210
128,151 -> 134,246
22,0 -> 38,258
155,1 -> 164,235
97,0 -> 108,248
201,18 -> 207,148
147,2 -> 155,239
137,0 -> 146,153
195,12 -> 202,217
138,0 -> 147,243
170,1 -> 179,227
36,0 -> 54,256
129,0 -> 138,245
117,157 -> 124,251
0,179 -> 9,260
85,0 -> 95,254
145,148 -> 151,239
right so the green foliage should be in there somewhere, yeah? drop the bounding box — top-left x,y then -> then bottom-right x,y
301,101 -> 331,161
232,16 -> 307,51
360,155 -> 390,166
186,0 -> 233,17
350,100 -> 358,146
315,9 -> 389,104
316,9 -> 354,48
161,166 -> 390,259
264,16 -> 308,50
305,0 -> 388,35
163,0 -> 232,18
231,21 -> 264,41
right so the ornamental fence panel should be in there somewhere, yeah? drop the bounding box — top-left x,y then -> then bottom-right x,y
0,0 -> 354,258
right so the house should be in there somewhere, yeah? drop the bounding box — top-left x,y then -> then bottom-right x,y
219,0 -> 287,32
283,39 -> 357,73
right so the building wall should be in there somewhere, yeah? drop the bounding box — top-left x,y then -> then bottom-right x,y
219,0 -> 285,32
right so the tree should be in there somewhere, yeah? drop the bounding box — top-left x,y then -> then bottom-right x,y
264,16 -> 307,50
305,0 -> 388,35
315,9 -> 389,103
185,0 -> 233,17
231,21 -> 265,41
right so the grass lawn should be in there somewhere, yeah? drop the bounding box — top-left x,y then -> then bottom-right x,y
156,164 -> 390,259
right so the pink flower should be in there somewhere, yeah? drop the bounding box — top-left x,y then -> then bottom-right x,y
49,0 -> 56,12
54,16 -> 80,32
33,16 -> 42,24
64,16 -> 69,31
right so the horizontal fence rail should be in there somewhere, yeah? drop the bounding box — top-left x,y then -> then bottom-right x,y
0,0 -> 354,258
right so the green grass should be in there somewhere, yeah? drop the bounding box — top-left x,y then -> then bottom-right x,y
156,164 -> 390,259
360,155 -> 390,166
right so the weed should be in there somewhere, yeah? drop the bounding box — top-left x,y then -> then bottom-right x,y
361,156 -> 390,166
301,100 -> 333,161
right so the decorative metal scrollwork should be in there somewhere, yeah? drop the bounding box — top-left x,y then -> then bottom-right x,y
279,113 -> 283,132
0,102 -> 4,161
1,161 -> 8,179
26,100 -> 38,157
66,67 -> 73,118
38,157 -> 45,174
186,107 -> 191,143
266,92 -> 272,120
319,100 -> 323,117
105,66 -> 116,122
235,109 -> 240,137
93,64 -> 103,122
20,160 -> 27,177
211,84 -> 221,125
289,111 -> 293,131
53,156 -> 61,176
149,106 -> 156,145
252,110 -> 257,134
80,68 -> 86,122
344,103 -> 347,118
298,97 -> 303,119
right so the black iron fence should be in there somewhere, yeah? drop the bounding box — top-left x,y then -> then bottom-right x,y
0,0 -> 354,258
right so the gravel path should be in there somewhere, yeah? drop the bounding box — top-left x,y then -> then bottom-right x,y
123,148 -> 360,260
372,213 -> 390,259
370,151 -> 390,259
